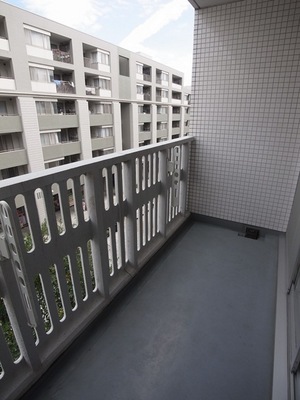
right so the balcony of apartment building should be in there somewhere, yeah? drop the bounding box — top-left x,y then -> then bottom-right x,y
172,106 -> 181,121
138,104 -> 151,123
157,105 -> 168,123
90,125 -> 114,153
29,63 -> 56,93
0,16 -> 9,51
85,75 -> 112,97
41,128 -> 81,163
172,74 -> 182,90
0,58 -> 15,91
88,101 -> 113,127
171,90 -> 182,105
50,34 -> 72,64
171,120 -> 181,137
0,132 -> 28,172
156,69 -> 169,86
138,122 -> 151,143
136,62 -> 152,83
156,88 -> 169,103
36,100 -> 78,130
136,84 -> 151,101
83,44 -> 110,73
0,98 -> 22,134
53,69 -> 75,94
157,121 -> 168,140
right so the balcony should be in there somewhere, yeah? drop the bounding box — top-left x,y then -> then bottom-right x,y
172,75 -> 182,90
0,17 -> 8,51
0,59 -> 15,91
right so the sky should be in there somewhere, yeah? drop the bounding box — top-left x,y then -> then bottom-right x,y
3,0 -> 195,85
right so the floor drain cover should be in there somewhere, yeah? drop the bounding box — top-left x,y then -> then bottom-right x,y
244,227 -> 259,240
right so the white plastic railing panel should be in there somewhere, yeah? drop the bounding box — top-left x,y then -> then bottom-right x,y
0,137 -> 192,400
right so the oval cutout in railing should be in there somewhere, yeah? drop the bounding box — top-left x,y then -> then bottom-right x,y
51,183 -> 65,235
34,188 -> 51,244
14,194 -> 34,252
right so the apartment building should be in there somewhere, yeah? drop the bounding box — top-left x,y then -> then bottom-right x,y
0,1 -> 190,182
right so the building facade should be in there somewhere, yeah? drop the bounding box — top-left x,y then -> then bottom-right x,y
0,1 -> 190,181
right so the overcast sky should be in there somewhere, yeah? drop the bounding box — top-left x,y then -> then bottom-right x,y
4,0 -> 195,85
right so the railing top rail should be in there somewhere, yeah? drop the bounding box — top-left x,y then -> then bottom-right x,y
0,137 -> 194,196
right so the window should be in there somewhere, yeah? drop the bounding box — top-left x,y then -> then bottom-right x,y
29,66 -> 54,82
1,165 -> 27,179
0,133 -> 23,152
162,71 -> 169,81
157,122 -> 167,130
137,85 -> 143,95
40,131 -> 59,146
96,103 -> 112,114
99,51 -> 109,65
36,101 -> 58,115
0,101 -> 7,115
60,128 -> 78,142
98,78 -> 111,90
24,27 -> 50,49
91,50 -> 110,66
139,123 -> 150,132
161,89 -> 168,98
136,63 -> 143,75
138,104 -> 150,114
158,106 -> 168,114
119,56 -> 129,77
91,126 -> 113,138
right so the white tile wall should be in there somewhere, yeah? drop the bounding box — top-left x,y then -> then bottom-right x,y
188,0 -> 300,231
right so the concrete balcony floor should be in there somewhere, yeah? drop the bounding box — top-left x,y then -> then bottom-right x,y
22,218 -> 278,400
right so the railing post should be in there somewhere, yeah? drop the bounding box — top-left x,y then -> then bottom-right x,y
124,158 -> 138,270
179,142 -> 190,216
84,171 -> 110,298
158,149 -> 168,237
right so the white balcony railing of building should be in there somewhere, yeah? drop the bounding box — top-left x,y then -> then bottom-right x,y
0,137 -> 192,400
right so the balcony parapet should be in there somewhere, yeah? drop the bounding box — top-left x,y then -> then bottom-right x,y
38,114 -> 78,130
0,137 -> 193,400
0,37 -> 9,51
0,115 -> 22,134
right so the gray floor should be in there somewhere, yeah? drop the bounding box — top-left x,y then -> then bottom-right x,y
22,220 -> 279,400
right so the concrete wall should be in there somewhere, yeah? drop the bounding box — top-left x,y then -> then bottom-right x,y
189,0 -> 300,231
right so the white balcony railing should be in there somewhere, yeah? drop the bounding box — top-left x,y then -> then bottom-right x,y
0,137 -> 192,400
